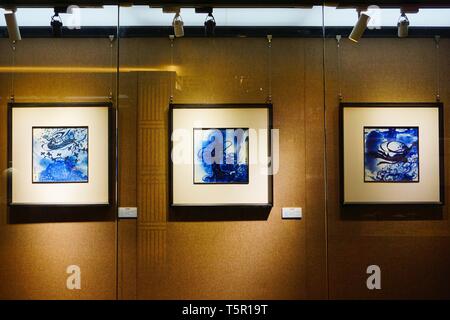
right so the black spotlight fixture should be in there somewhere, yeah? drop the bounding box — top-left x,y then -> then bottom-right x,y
195,7 -> 216,37
51,7 -> 65,37
204,12 -> 216,37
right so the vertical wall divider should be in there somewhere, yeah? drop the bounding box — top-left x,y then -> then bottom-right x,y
115,4 -> 120,301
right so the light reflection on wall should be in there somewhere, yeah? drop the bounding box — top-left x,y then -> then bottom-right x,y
0,65 -> 180,74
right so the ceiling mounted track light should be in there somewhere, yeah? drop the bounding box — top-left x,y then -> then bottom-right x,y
204,12 -> 216,37
398,11 -> 410,38
51,7 -> 67,37
51,12 -> 63,37
172,12 -> 184,38
348,9 -> 370,43
195,7 -> 216,37
4,8 -> 21,41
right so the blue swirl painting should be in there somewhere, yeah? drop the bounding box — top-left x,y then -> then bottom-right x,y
194,128 -> 249,184
364,127 -> 419,182
32,127 -> 89,183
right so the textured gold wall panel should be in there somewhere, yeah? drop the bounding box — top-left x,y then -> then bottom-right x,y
129,38 -> 327,299
117,71 -> 138,300
1,35 -> 449,300
324,38 -> 450,299
0,39 -> 117,299
135,72 -> 170,291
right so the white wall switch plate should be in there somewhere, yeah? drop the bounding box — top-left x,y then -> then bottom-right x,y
118,207 -> 138,219
282,207 -> 302,219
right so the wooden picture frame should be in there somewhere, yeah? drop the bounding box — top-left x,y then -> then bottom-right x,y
169,103 -> 273,208
7,102 -> 116,209
340,102 -> 444,206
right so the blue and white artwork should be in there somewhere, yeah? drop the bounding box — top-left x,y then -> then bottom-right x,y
364,127 -> 419,182
32,127 -> 89,183
194,128 -> 249,184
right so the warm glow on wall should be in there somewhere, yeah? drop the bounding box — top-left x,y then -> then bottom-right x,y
0,65 -> 180,74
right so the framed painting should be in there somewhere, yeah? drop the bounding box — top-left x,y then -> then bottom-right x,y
340,102 -> 444,205
169,104 -> 273,207
32,126 -> 89,184
193,127 -> 249,185
8,102 -> 115,207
